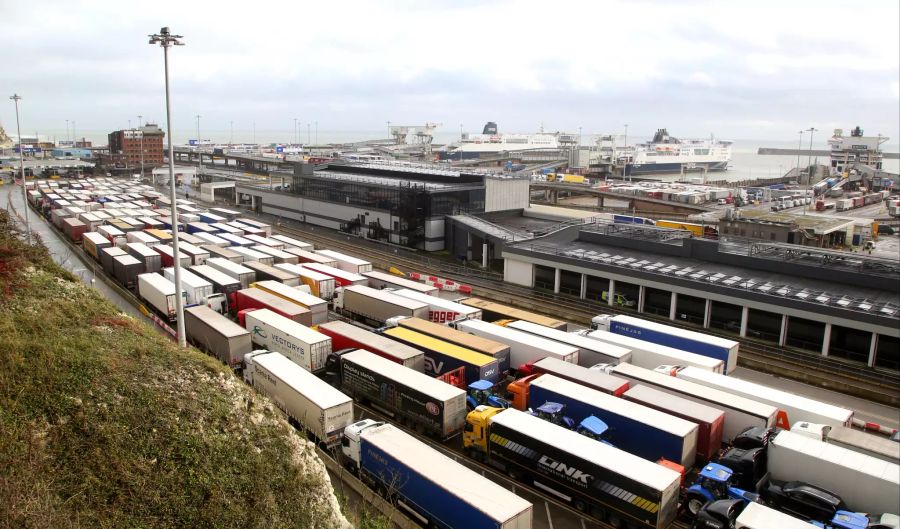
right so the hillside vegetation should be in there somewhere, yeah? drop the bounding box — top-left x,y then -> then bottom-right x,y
0,209 -> 351,529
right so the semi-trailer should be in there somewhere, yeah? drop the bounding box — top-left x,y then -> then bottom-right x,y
666,366 -> 853,429
513,357 -> 629,401
274,263 -> 335,300
390,288 -> 482,323
125,230 -> 160,248
174,232 -> 205,246
139,216 -> 164,230
735,502 -> 815,529
244,351 -> 353,446
97,224 -> 127,247
243,308 -> 331,373
234,288 -> 313,327
241,261 -> 301,287
62,217 -> 87,243
144,228 -> 172,244
126,242 -> 162,273
230,246 -> 274,266
211,223 -> 245,236
328,349 -> 467,439
382,326 -> 501,384
333,285 -> 430,325
528,374 -> 699,467
200,244 -> 243,263
270,234 -> 313,251
362,270 -> 438,296
790,421 -> 900,463
388,316 -> 511,374
459,297 -> 568,330
112,254 -> 143,288
244,234 -> 283,249
302,262 -> 367,287
186,221 -> 217,235
100,246 -> 128,275
282,248 -> 338,268
508,320 -> 632,367
250,280 -> 328,325
315,249 -> 373,273
251,245 -> 299,264
183,305 -> 252,367
198,211 -> 228,224
454,319 -> 579,369
162,267 -> 221,309
233,218 -> 272,236
78,213 -> 104,232
218,232 -> 254,247
592,315 -> 738,374
194,232 -> 230,248
153,244 -> 192,268
343,420 -> 533,529
206,257 -> 257,289
137,273 -> 186,321
583,329 -> 725,374
190,264 -> 242,312
767,430 -> 900,515
317,321 -> 425,371
605,363 -> 777,442
463,407 -> 681,529
623,384 -> 725,464
83,232 -> 111,261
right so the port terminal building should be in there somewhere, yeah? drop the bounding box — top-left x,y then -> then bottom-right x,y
501,222 -> 900,371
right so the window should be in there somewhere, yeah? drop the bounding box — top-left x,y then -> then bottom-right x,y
770,232 -> 776,240
464,422 -> 474,433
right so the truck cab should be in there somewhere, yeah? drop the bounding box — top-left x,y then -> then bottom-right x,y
340,419 -> 385,473
462,405 -> 504,457
590,315 -> 612,330
685,462 -> 761,517
205,292 -> 228,314
506,374 -> 542,410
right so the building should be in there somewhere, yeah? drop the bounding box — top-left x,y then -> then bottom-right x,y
105,124 -> 165,172
718,210 -> 857,248
828,126 -> 889,174
51,147 -> 92,159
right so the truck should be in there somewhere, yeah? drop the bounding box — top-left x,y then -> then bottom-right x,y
189,264 -> 242,312
604,363 -> 777,442
153,244 -> 192,269
382,326 -> 500,384
233,218 -> 272,236
186,221 -> 218,235
137,273 -> 186,321
667,366 -> 853,429
230,246 -> 274,266
183,305 -> 252,366
244,351 -> 353,446
112,254 -> 143,289
767,430 -> 900,515
735,502 -> 814,529
209,222 -> 243,236
100,246 -> 128,275
390,288 -> 482,323
234,288 -> 313,327
200,243 -> 243,263
243,308 -> 331,373
282,248 -> 338,268
97,224 -> 127,247
206,257 -> 257,289
362,270 -> 438,296
83,232 -> 111,261
125,230 -> 160,248
194,232 -> 230,248
790,421 -> 900,463
317,321 -> 425,371
623,384 -> 725,464
274,263 -> 335,300
343,420 -> 533,529
333,285 -> 430,325
507,320 -> 632,367
527,374 -> 699,467
583,329 -> 724,373
198,211 -> 227,224
126,242 -> 162,274
328,349 -> 466,439
301,262 -> 367,287
244,234 -> 283,249
592,315 -> 738,374
241,261 -> 300,287
162,267 -> 224,311
315,249 -> 372,274
218,232 -> 254,247
463,407 -> 680,529
250,280 -> 328,325
251,245 -> 299,264
460,297 -> 568,330
388,316 -> 511,375
454,319 -> 578,371
270,234 -> 313,251
510,357 -> 630,407
62,217 -> 87,243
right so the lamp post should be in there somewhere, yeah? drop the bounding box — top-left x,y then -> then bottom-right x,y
315,121 -> 318,145
307,123 -> 310,144
148,26 -> 187,348
9,94 -> 31,244
230,120 -> 234,145
138,114 -> 145,177
294,117 -> 298,145
796,130 -> 804,175
65,119 -> 69,143
806,127 -> 818,172
72,120 -> 76,146
195,114 -> 201,173
623,123 -> 629,180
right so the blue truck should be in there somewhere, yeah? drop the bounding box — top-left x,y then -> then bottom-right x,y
343,420 -> 533,529
527,374 -> 699,467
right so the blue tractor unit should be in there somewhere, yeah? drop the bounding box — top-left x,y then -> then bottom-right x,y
685,463 -> 760,517
530,402 -> 576,430
466,380 -> 510,410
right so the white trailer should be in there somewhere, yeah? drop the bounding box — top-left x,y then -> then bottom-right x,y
244,234 -> 284,249
767,430 -> 900,515
584,329 -> 724,374
243,309 -> 331,373
283,248 -> 338,268
508,320 -> 631,366
125,230 -> 160,248
137,273 -> 186,321
390,288 -> 481,323
230,246 -> 274,266
334,285 -> 430,325
790,421 -> 900,463
735,502 -> 815,529
454,319 -> 579,369
274,263 -> 335,300
362,270 -> 438,296
206,257 -> 257,289
194,232 -> 230,248
218,232 -> 254,247
234,218 -> 272,236
607,363 -> 777,441
163,267 -> 214,306
315,249 -> 373,274
244,351 -> 353,446
251,245 -> 299,264
250,280 -> 328,325
302,262 -> 367,287
210,223 -> 244,236
183,305 -> 251,366
270,234 -> 313,251
669,366 -> 853,429
97,224 -> 127,247
175,241 -> 210,266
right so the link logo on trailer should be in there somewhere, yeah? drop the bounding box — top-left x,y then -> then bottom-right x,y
538,455 -> 593,486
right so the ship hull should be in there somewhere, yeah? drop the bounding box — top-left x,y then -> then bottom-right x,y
626,160 -> 729,176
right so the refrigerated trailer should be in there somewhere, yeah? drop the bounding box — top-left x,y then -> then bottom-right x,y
315,249 -> 372,274
190,264 -> 242,312
362,270 -> 438,296
317,321 -> 425,371
302,262 -> 367,287
162,267 -> 215,307
790,421 -> 900,463
390,288 -> 481,323
241,261 -> 300,287
243,308 -> 331,373
508,320 -> 632,367
334,285 -> 430,325
454,319 -> 578,369
584,329 -> 724,374
250,280 -> 328,325
382,327 -> 501,384
270,234 -> 313,251
183,305 -> 252,367
126,242 -> 162,274
460,297 -> 568,330
234,288 -> 312,327
390,317 -> 511,374
244,351 -> 353,446
137,273 -> 186,321
274,263 -> 335,300
206,257 -> 256,289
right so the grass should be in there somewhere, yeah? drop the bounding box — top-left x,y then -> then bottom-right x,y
0,210 -> 350,529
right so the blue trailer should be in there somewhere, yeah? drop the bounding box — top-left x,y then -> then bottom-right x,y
613,214 -> 656,225
528,374 -> 699,467
600,315 -> 739,374
343,420 -> 533,529
186,221 -> 218,235
199,212 -> 227,224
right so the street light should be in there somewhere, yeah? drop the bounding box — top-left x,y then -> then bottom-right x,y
195,114 -> 201,173
138,114 -> 145,177
294,117 -> 298,145
623,123 -> 629,180
806,127 -> 818,172
230,120 -> 234,145
796,130 -> 804,175
315,121 -> 318,145
9,94 -> 31,244
148,26 -> 187,348
65,119 -> 69,143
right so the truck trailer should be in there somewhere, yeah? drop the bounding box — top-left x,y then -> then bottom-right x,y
250,280 -> 328,325
270,234 -> 313,251
362,270 -> 438,296
521,357 -> 629,398
200,244 -> 243,262
315,249 -> 373,274
283,248 -> 337,268
112,254 -> 143,289
230,246 -> 274,266
344,420 -> 533,529
464,407 -> 680,529
389,317 -> 511,374
244,351 -> 353,446
301,262 -> 367,287
189,264 -> 242,312
508,320 -> 632,367
243,308 -> 331,373
206,257 -> 257,289
390,288 -> 482,323
83,232 -> 111,261
137,273 -> 186,321
735,502 -> 815,529
162,267 -> 222,311
126,242 -> 162,274
455,319 -> 578,370
317,321 -> 425,371
460,297 -> 568,330
251,245 -> 299,265
234,288 -> 312,327
153,244 -> 192,269
274,263 -> 336,300
790,421 -> 900,463
194,232 -> 230,248
183,305 -> 252,367
382,326 -> 501,384
584,329 -> 724,374
125,230 -> 160,248
241,260 -> 300,287
333,285 -> 430,325
100,246 -> 128,275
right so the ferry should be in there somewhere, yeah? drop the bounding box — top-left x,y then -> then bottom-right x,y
625,129 -> 732,176
437,122 -> 561,160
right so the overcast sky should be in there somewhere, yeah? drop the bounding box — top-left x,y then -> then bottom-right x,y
1,0 -> 898,144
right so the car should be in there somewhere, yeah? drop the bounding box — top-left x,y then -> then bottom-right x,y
692,498 -> 746,529
879,225 -> 895,235
601,291 -> 636,307
762,480 -> 846,523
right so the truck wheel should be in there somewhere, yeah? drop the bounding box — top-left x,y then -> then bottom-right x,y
573,499 -> 587,512
686,493 -> 707,516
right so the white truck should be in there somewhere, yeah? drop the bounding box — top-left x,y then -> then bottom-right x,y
314,249 -> 372,273
274,263 -> 335,300
508,320 -> 632,366
583,329 -> 725,374
244,351 -> 353,446
250,280 -> 328,325
163,267 -> 226,312
183,305 -> 252,366
790,421 -> 900,464
735,502 -> 814,529
454,319 -> 578,370
243,308 -> 332,373
389,288 -> 481,323
333,285 -> 430,325
206,257 -> 257,289
137,273 -> 186,321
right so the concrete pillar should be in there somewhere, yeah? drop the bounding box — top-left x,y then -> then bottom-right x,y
466,232 -> 472,261
703,299 -> 712,328
553,268 -> 561,294
607,279 -> 616,306
580,274 -> 587,300
821,322 -> 832,356
740,306 -> 749,337
637,285 -> 646,313
482,242 -> 488,269
868,333 -> 878,367
669,292 -> 678,320
779,314 -> 788,346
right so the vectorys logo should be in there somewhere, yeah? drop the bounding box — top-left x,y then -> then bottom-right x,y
251,325 -> 267,339
538,455 -> 592,485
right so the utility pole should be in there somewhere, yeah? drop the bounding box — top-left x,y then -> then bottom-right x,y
230,120 -> 234,145
138,114 -> 145,177
148,26 -> 187,348
623,123 -> 629,181
315,121 -> 318,145
65,119 -> 69,143
294,117 -> 298,145
307,123 -> 310,144
72,120 -> 76,146
806,127 -> 818,173
10,94 -> 31,244
195,114 -> 202,173
796,130 -> 804,176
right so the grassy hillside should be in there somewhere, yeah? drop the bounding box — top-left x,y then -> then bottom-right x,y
0,209 -> 351,529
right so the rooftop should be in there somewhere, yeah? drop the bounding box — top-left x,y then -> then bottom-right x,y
731,209 -> 856,235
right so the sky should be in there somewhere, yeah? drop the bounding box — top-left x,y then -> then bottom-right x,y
1,0 -> 898,145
